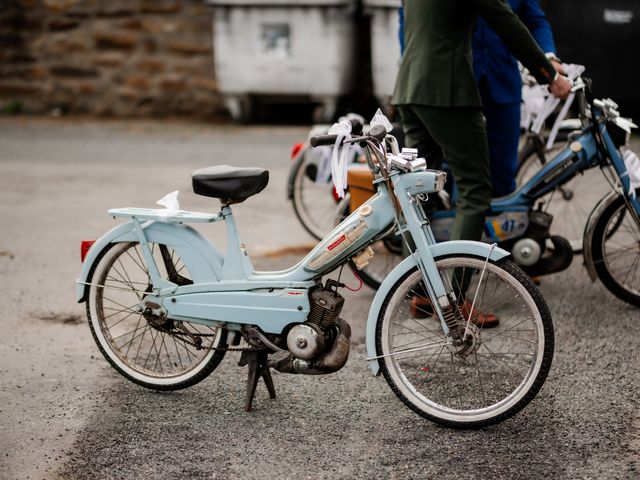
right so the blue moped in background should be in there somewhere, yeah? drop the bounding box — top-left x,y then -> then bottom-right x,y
353,77 -> 640,306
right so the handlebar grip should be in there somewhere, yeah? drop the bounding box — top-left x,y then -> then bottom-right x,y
309,118 -> 363,148
310,134 -> 339,147
369,124 -> 387,141
349,118 -> 363,136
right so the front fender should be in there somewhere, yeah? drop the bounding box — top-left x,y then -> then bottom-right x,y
76,220 -> 224,302
365,241 -> 510,375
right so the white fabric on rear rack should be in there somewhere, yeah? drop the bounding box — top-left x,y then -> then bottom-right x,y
156,190 -> 180,220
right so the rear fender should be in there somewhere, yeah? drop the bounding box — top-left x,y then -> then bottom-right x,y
76,220 -> 223,302
365,241 -> 509,375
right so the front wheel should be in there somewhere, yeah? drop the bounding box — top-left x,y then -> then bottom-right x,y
86,242 -> 228,390
375,256 -> 554,429
589,191 -> 640,307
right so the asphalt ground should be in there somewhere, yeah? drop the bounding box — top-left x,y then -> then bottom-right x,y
0,117 -> 638,479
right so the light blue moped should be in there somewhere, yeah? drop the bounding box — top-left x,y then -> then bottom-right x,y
77,120 -> 554,429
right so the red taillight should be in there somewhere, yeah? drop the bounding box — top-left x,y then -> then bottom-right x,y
290,142 -> 304,160
81,240 -> 95,262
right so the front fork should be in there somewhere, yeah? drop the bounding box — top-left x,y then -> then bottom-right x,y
392,182 -> 464,343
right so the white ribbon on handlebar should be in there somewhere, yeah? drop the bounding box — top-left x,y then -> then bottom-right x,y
328,120 -> 353,198
522,63 -> 585,149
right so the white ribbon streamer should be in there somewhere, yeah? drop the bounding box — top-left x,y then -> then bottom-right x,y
328,120 -> 353,198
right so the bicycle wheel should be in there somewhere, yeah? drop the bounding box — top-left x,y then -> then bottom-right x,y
86,242 -> 228,390
291,145 -> 344,240
589,192 -> 640,307
376,256 -> 554,429
516,142 -> 609,252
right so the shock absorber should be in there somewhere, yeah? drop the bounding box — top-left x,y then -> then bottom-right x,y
440,295 -> 466,342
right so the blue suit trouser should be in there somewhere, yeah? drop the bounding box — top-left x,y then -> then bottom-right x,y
479,80 -> 521,198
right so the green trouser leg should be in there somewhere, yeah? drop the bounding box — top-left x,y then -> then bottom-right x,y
397,104 -> 493,242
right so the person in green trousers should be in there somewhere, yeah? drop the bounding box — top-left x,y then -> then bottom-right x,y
393,0 -> 571,242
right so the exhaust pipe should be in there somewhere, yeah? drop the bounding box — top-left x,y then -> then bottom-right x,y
269,318 -> 351,375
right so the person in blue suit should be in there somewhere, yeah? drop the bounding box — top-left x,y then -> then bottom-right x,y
473,0 -> 563,197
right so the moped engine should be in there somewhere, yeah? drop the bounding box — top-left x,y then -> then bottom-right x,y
287,282 -> 344,360
514,208 -> 573,276
512,210 -> 551,266
272,281 -> 351,375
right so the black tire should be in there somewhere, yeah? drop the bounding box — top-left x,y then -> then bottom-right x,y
375,256 -> 554,429
86,242 -> 228,391
589,191 -> 640,307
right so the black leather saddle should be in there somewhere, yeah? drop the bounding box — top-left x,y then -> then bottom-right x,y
192,165 -> 269,204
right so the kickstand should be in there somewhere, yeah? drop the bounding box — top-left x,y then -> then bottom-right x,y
238,350 -> 276,412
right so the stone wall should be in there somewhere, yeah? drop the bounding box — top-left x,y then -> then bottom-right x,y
0,0 -> 222,117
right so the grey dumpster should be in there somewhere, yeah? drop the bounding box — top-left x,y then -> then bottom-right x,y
206,0 -> 357,121
363,0 -> 401,107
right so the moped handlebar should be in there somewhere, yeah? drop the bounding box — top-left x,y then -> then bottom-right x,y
309,134 -> 339,147
309,118 -> 363,147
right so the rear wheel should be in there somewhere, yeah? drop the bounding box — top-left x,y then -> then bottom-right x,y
376,256 -> 554,428
86,242 -> 228,390
291,145 -> 342,240
589,192 -> 640,307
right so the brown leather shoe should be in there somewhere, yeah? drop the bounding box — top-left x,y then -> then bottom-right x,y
410,296 -> 499,328
410,295 -> 434,318
459,301 -> 500,329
